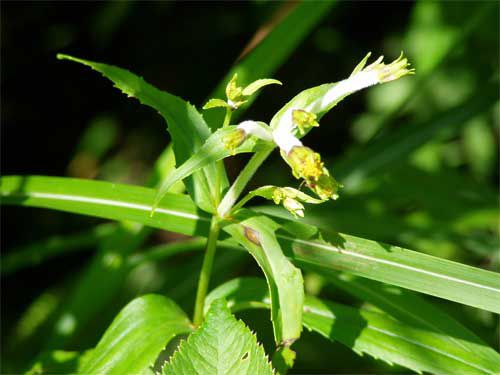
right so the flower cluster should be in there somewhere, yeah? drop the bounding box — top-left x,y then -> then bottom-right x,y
205,53 -> 414,217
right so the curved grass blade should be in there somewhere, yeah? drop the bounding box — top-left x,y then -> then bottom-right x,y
80,294 -> 192,375
2,175 -> 499,313
223,214 -> 304,348
57,54 -> 224,213
207,278 -> 500,375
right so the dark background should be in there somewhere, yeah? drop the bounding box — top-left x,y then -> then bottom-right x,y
2,1 -> 499,373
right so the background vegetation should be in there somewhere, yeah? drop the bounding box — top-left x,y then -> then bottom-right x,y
2,1 -> 499,373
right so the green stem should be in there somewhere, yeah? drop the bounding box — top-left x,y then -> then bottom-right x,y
223,107 -> 232,127
193,217 -> 221,325
217,148 -> 273,217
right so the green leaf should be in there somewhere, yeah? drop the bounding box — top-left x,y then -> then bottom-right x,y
203,98 -> 231,110
223,213 -> 304,346
80,294 -> 192,375
153,126 -> 271,210
162,299 -> 274,375
205,0 -> 335,129
3,175 -> 499,313
324,272 -> 500,369
242,78 -> 282,96
207,278 -> 500,375
57,53 -> 225,213
0,175 -> 210,237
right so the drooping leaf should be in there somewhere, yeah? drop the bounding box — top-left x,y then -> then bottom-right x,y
80,294 -> 192,375
153,125 -> 272,211
162,299 -> 274,375
207,278 -> 500,375
2,175 -> 499,313
242,78 -> 282,96
223,213 -> 304,347
57,53 -> 225,213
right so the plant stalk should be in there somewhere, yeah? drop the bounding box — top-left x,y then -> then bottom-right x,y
217,148 -> 273,217
193,216 -> 221,325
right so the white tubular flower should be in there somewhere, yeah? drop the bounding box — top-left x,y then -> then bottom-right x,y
237,120 -> 273,142
308,52 -> 414,113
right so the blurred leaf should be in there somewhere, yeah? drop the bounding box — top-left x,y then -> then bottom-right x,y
463,117 -> 496,180
26,350 -> 92,375
208,277 -> 500,375
223,214 -> 304,347
1,223 -> 115,275
2,175 -> 499,313
162,299 -> 273,375
80,294 -> 192,375
335,82 -> 499,189
57,53 -> 224,213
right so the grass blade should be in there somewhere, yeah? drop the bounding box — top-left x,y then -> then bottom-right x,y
2,175 -> 498,313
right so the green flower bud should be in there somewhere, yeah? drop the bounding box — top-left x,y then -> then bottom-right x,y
285,146 -> 324,181
292,109 -> 319,135
222,128 -> 247,155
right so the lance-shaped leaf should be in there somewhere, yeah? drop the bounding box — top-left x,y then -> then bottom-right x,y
152,124 -> 273,212
162,299 -> 274,375
80,294 -> 192,375
57,54 -> 225,213
207,278 -> 500,375
223,213 -> 304,347
2,176 -> 499,313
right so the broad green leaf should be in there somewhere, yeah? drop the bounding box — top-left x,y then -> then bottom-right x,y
162,299 -> 273,375
80,294 -> 192,375
153,125 -> 272,211
57,53 -> 225,213
26,350 -> 92,375
223,213 -> 304,346
207,278 -> 500,375
2,175 -> 499,313
205,1 -> 335,129
1,223 -> 115,275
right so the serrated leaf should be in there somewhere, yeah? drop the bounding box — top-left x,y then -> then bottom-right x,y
223,213 -> 304,346
242,79 -> 282,96
57,53 -> 226,213
207,278 -> 500,375
79,294 -> 192,375
162,299 -> 274,375
153,126 -> 272,210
